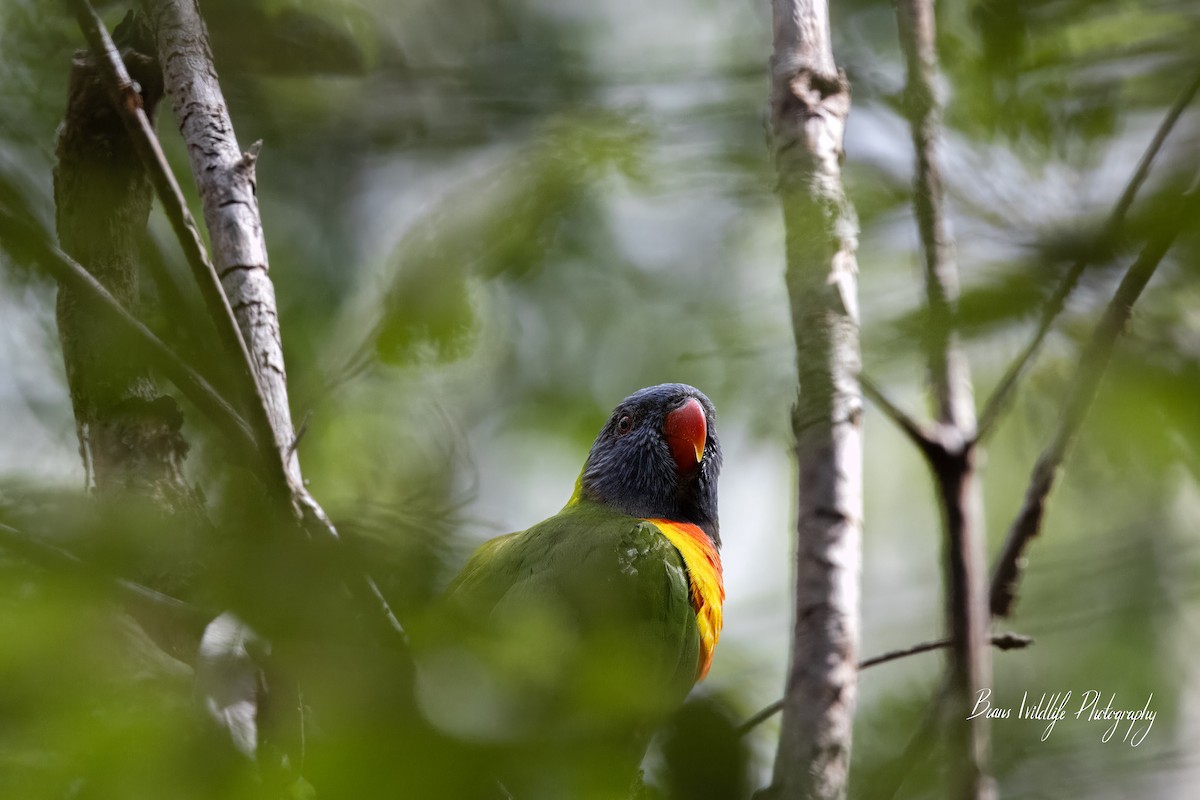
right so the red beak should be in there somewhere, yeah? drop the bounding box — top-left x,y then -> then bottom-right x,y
664,397 -> 707,472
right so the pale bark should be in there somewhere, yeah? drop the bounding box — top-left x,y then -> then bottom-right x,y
896,0 -> 973,430
48,8 -> 213,662
134,0 -> 407,647
61,0 -> 406,761
768,2 -> 863,797
894,2 -> 992,797
141,0 -> 302,494
53,15 -> 193,510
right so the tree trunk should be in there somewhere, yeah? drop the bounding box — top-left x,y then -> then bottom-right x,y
894,1 -> 993,797
53,10 -> 207,663
767,2 -> 864,797
54,12 -> 206,581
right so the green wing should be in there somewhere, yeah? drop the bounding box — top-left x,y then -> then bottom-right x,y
448,499 -> 701,711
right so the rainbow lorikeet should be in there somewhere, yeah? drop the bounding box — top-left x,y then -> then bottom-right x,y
441,384 -> 724,791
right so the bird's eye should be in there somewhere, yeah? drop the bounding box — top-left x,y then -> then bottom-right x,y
616,414 -> 634,435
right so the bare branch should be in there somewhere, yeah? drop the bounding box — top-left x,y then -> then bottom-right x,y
137,0 -> 305,495
0,521 -> 209,662
51,8 -> 202,510
71,0 -> 286,488
896,4 -> 974,434
990,175 -> 1200,617
0,209 -> 258,461
768,2 -> 863,797
66,0 -> 408,646
975,67 -> 1200,441
895,1 -> 991,796
860,373 -> 936,454
739,633 -> 1033,736
858,631 -> 1031,669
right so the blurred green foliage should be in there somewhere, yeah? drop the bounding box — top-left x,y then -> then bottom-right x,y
1,0 -> 1199,797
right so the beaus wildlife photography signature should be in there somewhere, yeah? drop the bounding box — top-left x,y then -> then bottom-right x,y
969,689 -> 1158,746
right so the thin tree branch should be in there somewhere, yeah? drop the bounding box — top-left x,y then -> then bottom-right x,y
739,633 -> 1032,735
71,0 -> 285,488
768,2 -> 863,797
0,209 -> 258,460
72,0 -> 408,647
52,8 -> 206,509
0,521 -> 210,661
860,373 -> 937,454
898,14 -> 974,433
859,57 -> 1200,800
895,1 -> 991,796
975,67 -> 1200,442
0,521 -> 205,623
990,174 -> 1200,617
860,631 -> 1029,669
138,0 -> 304,495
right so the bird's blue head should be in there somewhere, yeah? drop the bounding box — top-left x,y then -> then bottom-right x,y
577,383 -> 722,546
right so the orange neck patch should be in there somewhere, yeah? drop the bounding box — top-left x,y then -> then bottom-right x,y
645,519 -> 724,681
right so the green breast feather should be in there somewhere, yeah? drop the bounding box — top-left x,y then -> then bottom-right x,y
447,498 -> 702,716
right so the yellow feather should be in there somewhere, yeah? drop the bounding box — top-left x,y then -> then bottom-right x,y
645,519 -> 725,680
